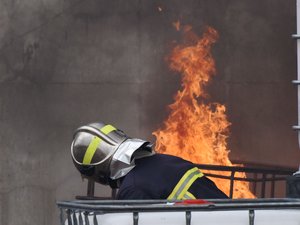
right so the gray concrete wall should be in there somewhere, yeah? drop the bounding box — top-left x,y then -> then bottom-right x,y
0,0 -> 298,224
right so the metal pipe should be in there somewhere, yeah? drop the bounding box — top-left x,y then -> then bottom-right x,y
186,211 -> 191,225
57,198 -> 300,213
112,188 -> 117,199
270,174 -> 275,198
67,209 -> 72,225
197,164 -> 294,174
79,212 -> 83,225
93,214 -> 98,225
294,0 -> 300,170
229,171 -> 235,198
60,208 -> 65,225
261,174 -> 266,198
87,180 -> 95,197
204,173 -> 287,182
253,173 -> 257,196
84,212 -> 90,225
72,211 -> 78,225
133,212 -> 139,225
249,210 -> 255,225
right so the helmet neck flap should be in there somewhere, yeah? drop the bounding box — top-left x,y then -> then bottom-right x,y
109,139 -> 154,180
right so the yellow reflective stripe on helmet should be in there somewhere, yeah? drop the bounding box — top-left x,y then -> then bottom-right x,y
83,136 -> 101,165
101,124 -> 116,134
82,124 -> 116,164
167,167 -> 204,200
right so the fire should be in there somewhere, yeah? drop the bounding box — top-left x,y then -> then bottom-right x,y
153,26 -> 255,199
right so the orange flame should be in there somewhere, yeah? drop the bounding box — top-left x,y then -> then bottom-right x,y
153,26 -> 255,199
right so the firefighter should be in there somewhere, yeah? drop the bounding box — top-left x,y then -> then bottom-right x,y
71,122 -> 228,200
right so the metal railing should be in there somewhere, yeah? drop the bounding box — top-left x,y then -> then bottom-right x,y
77,164 -> 295,200
196,164 -> 295,198
57,198 -> 300,225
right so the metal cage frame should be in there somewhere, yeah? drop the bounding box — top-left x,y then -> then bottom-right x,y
57,198 -> 300,225
77,164 -> 295,200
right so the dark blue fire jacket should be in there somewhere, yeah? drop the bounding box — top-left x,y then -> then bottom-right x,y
117,154 -> 228,200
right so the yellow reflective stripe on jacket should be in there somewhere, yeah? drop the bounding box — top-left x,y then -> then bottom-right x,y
167,167 -> 199,200
183,191 -> 196,200
167,167 -> 204,200
82,124 -> 116,164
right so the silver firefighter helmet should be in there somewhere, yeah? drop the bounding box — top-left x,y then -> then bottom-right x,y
71,122 -> 154,186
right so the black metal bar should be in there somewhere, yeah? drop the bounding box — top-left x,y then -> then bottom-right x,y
72,210 -> 78,225
87,180 -> 95,197
67,209 -> 72,225
112,189 -> 117,199
261,174 -> 266,198
57,198 -> 300,213
204,173 -> 287,182
253,173 -> 257,196
93,213 -> 98,225
133,212 -> 139,225
271,174 -> 275,198
59,198 -> 300,205
186,211 -> 191,225
79,212 -> 83,225
72,199 -> 169,205
249,210 -> 255,225
197,164 -> 294,175
229,171 -> 236,198
60,208 -> 65,225
84,212 -> 90,225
